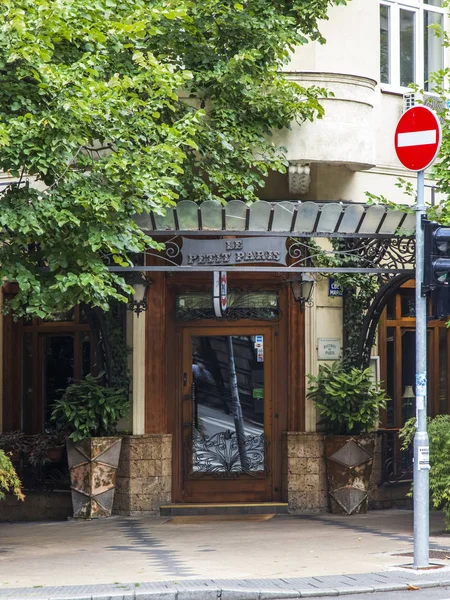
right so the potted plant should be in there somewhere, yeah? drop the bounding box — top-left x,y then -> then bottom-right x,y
0,450 -> 24,502
307,361 -> 388,515
51,373 -> 129,519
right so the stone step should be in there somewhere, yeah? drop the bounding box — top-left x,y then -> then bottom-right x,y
160,502 -> 288,517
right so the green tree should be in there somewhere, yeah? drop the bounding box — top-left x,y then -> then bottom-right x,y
0,0 -> 347,317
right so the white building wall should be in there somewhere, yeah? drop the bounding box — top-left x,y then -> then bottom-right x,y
270,0 -> 450,428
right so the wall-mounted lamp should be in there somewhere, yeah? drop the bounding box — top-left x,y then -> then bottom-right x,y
289,274 -> 315,310
127,272 -> 152,316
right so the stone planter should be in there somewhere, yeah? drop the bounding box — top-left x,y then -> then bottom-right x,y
324,434 -> 375,515
67,437 -> 122,519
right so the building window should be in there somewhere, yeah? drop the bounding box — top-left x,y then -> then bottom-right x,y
380,281 -> 450,429
380,1 -> 445,91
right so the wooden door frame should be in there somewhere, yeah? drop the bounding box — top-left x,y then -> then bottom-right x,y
176,324 -> 274,503
2,303 -> 93,433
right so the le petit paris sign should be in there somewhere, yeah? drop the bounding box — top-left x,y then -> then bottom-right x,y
181,237 -> 287,266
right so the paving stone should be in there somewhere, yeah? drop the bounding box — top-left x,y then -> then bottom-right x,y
220,591 -> 260,600
176,589 -> 219,600
259,591 -> 299,599
335,587 -> 375,595
298,589 -> 339,598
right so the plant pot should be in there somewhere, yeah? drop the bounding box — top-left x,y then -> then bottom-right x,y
66,437 -> 122,519
324,434 -> 375,515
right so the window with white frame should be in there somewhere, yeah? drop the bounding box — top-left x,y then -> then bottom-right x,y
380,0 -> 445,92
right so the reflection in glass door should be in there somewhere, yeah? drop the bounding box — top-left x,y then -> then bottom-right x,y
189,335 -> 265,475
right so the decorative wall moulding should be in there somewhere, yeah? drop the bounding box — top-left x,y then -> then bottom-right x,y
288,162 -> 311,195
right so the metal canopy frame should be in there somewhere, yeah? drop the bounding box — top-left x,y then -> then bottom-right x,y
110,201 -> 416,275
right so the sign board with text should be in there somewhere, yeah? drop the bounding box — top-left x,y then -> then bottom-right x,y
181,237 -> 287,266
318,338 -> 342,361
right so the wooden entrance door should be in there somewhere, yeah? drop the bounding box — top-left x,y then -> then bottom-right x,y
178,325 -> 277,503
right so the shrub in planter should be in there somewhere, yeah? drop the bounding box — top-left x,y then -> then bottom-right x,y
400,415 -> 450,530
51,374 -> 129,519
307,361 -> 388,515
0,450 -> 24,501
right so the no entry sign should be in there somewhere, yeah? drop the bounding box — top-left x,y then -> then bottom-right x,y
394,105 -> 441,171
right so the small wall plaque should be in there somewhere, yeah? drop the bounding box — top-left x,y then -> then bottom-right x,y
318,338 -> 342,360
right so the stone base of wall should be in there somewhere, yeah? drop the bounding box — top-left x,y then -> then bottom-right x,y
368,434 -> 412,510
113,434 -> 172,515
0,491 -> 72,521
282,432 -> 328,513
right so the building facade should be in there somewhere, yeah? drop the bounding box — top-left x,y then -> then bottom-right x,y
1,0 -> 449,519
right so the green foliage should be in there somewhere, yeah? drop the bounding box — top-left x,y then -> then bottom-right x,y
307,238 -> 380,367
307,361 -> 388,435
0,0 -> 347,318
400,415 -> 450,530
0,450 -> 24,501
51,374 -> 129,442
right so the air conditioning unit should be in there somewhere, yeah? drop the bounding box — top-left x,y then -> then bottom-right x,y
403,92 -> 450,123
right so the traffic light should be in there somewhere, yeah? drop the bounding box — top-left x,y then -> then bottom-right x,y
431,286 -> 450,320
423,219 -> 450,293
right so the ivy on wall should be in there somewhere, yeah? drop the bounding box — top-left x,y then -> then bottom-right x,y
307,238 -> 381,367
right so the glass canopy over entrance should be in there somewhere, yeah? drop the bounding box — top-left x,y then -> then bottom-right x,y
135,200 -> 416,238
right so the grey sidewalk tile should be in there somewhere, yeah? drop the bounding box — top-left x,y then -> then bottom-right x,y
176,589 -> 219,600
298,590 -> 339,598
133,593 -> 176,600
335,587 -> 375,595
220,591 -> 260,600
259,590 -> 300,599
90,595 -> 128,600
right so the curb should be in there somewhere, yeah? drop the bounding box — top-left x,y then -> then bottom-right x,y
1,575 -> 450,600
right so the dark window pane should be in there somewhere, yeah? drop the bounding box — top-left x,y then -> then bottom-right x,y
400,9 -> 416,87
438,328 -> 448,414
401,289 -> 415,317
424,10 -> 443,92
386,294 -> 396,320
380,5 -> 390,84
401,330 -> 416,424
43,336 -> 74,430
386,327 -> 395,427
81,334 -> 92,378
22,333 -> 34,433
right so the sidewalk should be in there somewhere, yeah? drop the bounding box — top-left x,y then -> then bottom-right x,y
1,510 -> 450,598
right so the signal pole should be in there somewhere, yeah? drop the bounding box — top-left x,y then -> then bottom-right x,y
414,169 -> 429,569
394,105 -> 441,570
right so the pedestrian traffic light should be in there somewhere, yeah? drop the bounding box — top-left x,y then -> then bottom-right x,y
423,219 -> 450,293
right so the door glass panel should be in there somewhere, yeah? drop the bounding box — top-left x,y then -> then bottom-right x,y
43,336 -> 74,430
386,327 -> 395,427
401,331 -> 416,424
190,335 -> 265,474
400,289 -> 415,317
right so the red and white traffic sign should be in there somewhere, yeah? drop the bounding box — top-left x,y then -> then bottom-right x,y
394,105 -> 441,171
